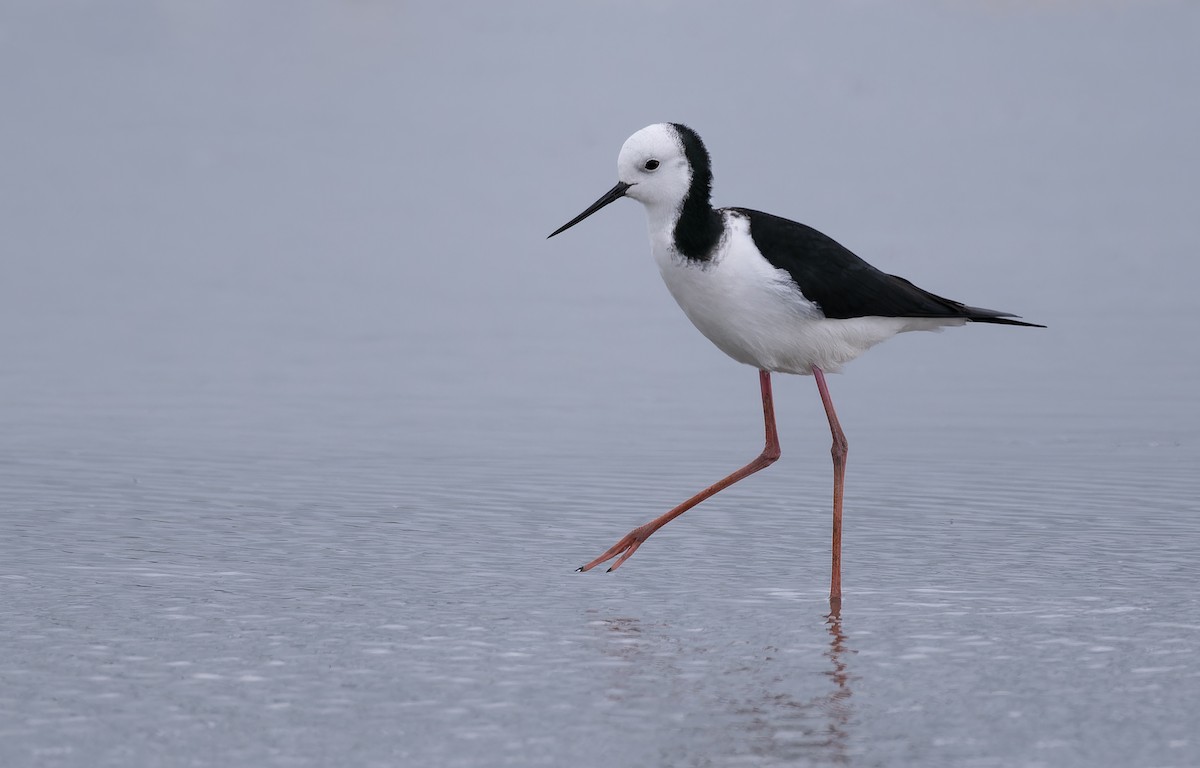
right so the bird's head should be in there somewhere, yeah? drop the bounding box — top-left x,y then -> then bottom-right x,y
616,123 -> 695,210
548,123 -> 711,238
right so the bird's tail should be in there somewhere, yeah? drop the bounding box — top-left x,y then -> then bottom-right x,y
885,274 -> 1045,328
961,306 -> 1045,328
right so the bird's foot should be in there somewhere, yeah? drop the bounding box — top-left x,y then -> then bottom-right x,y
576,522 -> 655,573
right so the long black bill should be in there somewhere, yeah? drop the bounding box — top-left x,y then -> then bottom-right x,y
547,181 -> 631,238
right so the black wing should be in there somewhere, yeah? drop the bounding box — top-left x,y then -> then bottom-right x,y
730,208 -> 1042,327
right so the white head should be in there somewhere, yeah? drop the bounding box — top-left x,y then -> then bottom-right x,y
615,123 -> 694,211
548,123 -> 714,239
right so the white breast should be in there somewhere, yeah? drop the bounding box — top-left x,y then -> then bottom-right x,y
649,211 -> 961,375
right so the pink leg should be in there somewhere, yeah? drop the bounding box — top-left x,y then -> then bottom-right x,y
812,366 -> 848,602
579,369 -> 781,572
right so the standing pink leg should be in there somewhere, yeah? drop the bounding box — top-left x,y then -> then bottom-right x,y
812,366 -> 848,603
579,369 -> 782,572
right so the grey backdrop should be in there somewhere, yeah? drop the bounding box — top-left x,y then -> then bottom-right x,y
2,2 -> 1198,767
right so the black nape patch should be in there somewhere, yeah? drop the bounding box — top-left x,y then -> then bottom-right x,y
669,123 -> 724,261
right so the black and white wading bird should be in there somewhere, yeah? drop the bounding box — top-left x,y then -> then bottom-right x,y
548,123 -> 1042,601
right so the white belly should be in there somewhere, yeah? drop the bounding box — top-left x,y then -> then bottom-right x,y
650,216 -> 961,375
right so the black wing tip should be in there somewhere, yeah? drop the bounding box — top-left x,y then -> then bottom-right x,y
945,301 -> 1044,328
967,314 -> 1046,328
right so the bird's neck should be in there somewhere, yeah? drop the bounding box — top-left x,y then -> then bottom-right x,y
645,196 -> 723,263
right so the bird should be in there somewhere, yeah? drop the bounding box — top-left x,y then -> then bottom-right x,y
547,123 -> 1042,602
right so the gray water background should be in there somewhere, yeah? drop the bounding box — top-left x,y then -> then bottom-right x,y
2,2 -> 1199,766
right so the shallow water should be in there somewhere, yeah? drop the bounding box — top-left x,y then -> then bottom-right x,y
3,2 -> 1199,767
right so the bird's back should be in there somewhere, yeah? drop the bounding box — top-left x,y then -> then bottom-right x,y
730,208 -> 1042,327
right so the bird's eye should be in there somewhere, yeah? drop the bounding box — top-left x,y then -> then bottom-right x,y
644,159 -> 660,171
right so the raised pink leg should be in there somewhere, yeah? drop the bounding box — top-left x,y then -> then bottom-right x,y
812,366 -> 848,602
578,369 -> 781,573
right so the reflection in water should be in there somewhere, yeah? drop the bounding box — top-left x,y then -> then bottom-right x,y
821,601 -> 854,762
735,601 -> 855,764
589,600 -> 857,764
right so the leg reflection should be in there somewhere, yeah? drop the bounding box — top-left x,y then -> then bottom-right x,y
822,599 -> 854,760
585,602 -> 858,764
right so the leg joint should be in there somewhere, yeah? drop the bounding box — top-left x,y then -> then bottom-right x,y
830,438 -> 848,461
